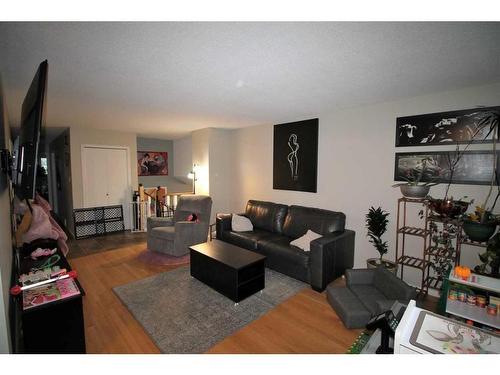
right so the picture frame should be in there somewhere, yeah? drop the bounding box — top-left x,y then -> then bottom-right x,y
395,106 -> 500,147
137,151 -> 168,176
394,150 -> 500,186
409,310 -> 500,354
273,118 -> 318,193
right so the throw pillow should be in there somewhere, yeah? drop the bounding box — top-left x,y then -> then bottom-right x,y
290,229 -> 322,252
186,213 -> 199,223
231,214 -> 253,232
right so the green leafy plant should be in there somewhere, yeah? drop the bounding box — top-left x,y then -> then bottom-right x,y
365,206 -> 389,261
428,221 -> 456,280
475,232 -> 500,278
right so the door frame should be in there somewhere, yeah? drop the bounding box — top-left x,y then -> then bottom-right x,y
81,144 -> 132,228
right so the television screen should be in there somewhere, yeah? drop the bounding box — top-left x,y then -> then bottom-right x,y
15,60 -> 48,200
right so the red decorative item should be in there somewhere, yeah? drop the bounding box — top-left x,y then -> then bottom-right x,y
186,213 -> 199,223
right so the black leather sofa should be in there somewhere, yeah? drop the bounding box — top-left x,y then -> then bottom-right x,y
216,200 -> 355,291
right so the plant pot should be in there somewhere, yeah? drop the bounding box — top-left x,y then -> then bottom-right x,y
428,198 -> 470,219
462,220 -> 497,242
366,258 -> 398,273
399,185 -> 430,198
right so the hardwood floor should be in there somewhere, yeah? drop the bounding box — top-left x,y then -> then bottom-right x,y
69,238 -> 363,353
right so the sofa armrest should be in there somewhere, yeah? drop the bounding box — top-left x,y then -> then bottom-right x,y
309,229 -> 355,292
345,268 -> 376,287
215,212 -> 247,239
216,213 -> 232,239
147,216 -> 174,231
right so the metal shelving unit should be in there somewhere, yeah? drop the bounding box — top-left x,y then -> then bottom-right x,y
395,197 -> 463,295
395,197 -> 430,295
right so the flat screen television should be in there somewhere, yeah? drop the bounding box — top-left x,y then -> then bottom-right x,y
14,60 -> 48,200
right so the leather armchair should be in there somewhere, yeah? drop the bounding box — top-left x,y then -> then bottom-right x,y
147,195 -> 212,256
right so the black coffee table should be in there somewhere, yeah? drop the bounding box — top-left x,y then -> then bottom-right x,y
190,240 -> 266,303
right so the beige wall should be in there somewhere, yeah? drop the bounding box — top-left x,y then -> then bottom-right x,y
191,128 -> 210,197
70,126 -> 138,210
208,129 -> 236,222
227,82 -> 500,288
173,135 -> 192,179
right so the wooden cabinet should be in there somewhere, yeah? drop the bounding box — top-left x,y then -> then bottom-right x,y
12,244 -> 86,353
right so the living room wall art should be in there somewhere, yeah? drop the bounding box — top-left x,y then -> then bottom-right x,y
137,151 -> 168,176
395,106 -> 500,147
394,150 -> 500,185
273,118 -> 318,192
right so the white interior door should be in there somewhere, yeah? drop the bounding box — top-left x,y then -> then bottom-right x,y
82,146 -> 131,229
82,147 -> 109,207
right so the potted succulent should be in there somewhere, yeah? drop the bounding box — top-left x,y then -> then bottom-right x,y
392,157 -> 439,198
365,206 -> 397,273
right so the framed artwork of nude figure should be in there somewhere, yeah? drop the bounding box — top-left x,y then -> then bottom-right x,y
273,118 -> 318,193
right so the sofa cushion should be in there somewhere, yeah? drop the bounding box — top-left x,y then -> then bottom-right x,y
245,200 -> 288,234
349,285 -> 388,315
150,226 -> 175,240
290,229 -> 322,251
257,235 -> 310,282
221,229 -> 275,251
326,285 -> 372,329
373,266 -> 416,301
282,205 -> 346,239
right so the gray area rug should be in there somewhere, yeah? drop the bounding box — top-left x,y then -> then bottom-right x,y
113,265 -> 306,353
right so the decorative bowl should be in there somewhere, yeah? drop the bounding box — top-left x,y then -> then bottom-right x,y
399,185 -> 430,199
428,198 -> 470,219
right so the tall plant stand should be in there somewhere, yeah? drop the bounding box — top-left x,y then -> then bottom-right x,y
395,197 -> 430,295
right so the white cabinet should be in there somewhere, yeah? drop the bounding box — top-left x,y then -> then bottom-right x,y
446,272 -> 500,329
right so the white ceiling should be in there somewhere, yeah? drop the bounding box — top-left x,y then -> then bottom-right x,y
1,22 -> 500,139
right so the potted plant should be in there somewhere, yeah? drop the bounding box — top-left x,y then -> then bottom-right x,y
459,110 -> 500,238
365,206 -> 397,272
392,157 -> 439,198
428,221 -> 456,283
474,232 -> 500,278
462,206 -> 498,242
430,109 -> 499,219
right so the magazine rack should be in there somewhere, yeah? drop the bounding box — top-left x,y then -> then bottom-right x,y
11,240 -> 86,353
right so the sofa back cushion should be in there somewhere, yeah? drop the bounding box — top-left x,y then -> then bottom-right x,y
282,205 -> 345,238
245,200 -> 288,234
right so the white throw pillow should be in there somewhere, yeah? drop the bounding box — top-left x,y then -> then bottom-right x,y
290,230 -> 322,252
231,214 -> 254,232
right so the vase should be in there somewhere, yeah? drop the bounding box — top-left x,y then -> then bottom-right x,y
462,220 -> 497,242
399,185 -> 430,199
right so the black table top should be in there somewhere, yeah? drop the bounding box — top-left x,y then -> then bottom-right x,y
190,240 -> 266,270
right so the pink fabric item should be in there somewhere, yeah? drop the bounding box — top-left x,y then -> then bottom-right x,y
138,249 -> 190,266
35,193 -> 52,213
22,205 -> 59,244
35,194 -> 69,256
